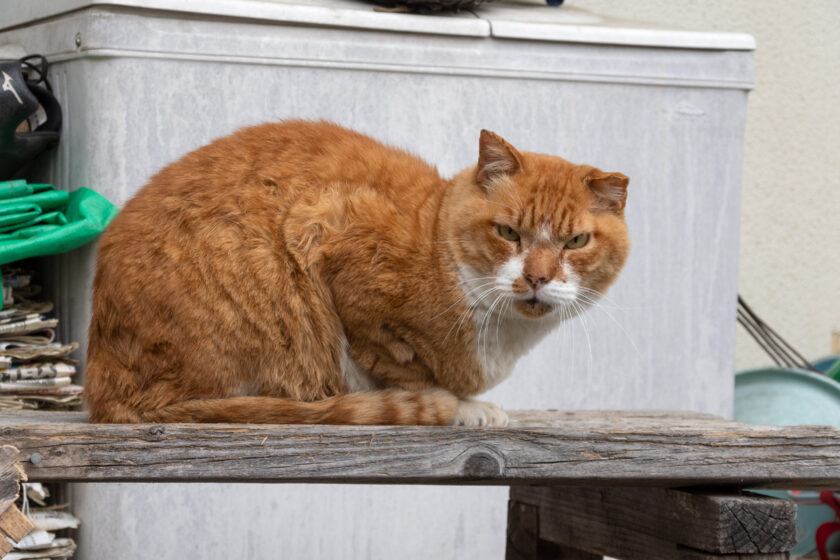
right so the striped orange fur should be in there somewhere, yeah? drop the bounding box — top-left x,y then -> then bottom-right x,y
86,121 -> 629,425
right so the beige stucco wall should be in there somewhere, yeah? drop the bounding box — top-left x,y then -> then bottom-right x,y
568,0 -> 840,370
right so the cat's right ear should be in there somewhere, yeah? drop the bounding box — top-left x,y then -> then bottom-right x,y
477,130 -> 522,191
587,170 -> 629,212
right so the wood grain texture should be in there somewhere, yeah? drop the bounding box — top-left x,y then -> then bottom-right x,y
2,410 -> 839,487
511,487 -> 794,559
0,446 -> 29,560
0,504 -> 34,542
0,445 -> 24,515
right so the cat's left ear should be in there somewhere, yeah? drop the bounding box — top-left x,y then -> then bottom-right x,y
477,130 -> 523,191
587,171 -> 629,212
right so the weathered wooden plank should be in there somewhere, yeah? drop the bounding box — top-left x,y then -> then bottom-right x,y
0,446 -> 24,514
0,446 -> 30,560
1,412 -> 838,487
0,504 -> 34,542
511,487 -> 795,559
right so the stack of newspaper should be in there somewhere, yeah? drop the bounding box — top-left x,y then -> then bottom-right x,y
6,483 -> 78,560
0,267 -> 80,410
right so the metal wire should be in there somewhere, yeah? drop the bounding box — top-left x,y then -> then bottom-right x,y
737,295 -> 821,373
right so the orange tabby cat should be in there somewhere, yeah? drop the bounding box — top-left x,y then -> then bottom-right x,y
85,121 -> 629,426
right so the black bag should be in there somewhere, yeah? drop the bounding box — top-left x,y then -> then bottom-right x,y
0,55 -> 62,179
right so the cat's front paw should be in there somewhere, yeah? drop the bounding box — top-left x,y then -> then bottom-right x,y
453,400 -> 509,427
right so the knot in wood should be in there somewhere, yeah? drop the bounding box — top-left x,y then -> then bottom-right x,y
462,450 -> 504,478
148,425 -> 166,437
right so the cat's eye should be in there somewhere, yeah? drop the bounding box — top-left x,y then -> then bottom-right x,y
565,233 -> 590,249
497,225 -> 520,242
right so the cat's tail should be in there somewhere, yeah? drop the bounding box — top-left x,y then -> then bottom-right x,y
114,389 -> 459,425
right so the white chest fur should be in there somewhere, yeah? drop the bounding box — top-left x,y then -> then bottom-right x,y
458,257 -> 566,392
470,307 -> 560,390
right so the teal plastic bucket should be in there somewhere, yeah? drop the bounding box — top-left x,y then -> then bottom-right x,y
735,367 -> 840,554
735,367 -> 840,428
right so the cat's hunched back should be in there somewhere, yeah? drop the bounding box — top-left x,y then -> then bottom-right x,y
86,120 -> 630,425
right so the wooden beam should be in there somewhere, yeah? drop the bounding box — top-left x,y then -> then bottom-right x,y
506,500 -> 602,560
506,500 -> 539,560
511,486 -> 796,559
3,410 -> 840,487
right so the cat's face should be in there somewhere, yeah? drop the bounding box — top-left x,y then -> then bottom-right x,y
448,131 -> 630,320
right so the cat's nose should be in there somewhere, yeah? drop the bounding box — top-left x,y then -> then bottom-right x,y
523,272 -> 550,291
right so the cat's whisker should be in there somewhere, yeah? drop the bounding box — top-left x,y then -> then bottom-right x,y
476,289 -> 504,334
486,295 -> 509,365
569,299 -> 595,378
564,305 -> 578,379
444,285 -> 504,343
449,296 -> 480,335
576,286 -> 629,311
472,285 -> 509,313
445,307 -> 475,345
455,293 -> 497,347
480,291 -> 507,368
433,279 -> 499,319
466,283 -> 509,364
494,296 -> 507,348
495,296 -> 513,349
575,293 -> 626,319
574,293 -> 602,310
574,295 -> 643,361
553,303 -> 570,373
